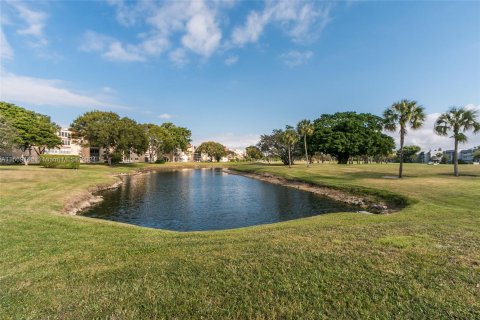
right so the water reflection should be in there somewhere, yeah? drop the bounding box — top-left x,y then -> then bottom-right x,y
83,168 -> 355,231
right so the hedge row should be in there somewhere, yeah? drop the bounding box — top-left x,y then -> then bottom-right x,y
39,155 -> 80,169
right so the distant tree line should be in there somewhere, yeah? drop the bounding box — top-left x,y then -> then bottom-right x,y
1,100 -> 478,176
256,112 -> 395,166
0,102 -> 192,166
253,100 -> 480,177
70,111 -> 191,165
0,102 -> 61,165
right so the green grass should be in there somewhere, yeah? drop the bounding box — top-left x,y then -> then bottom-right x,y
1,162 -> 479,319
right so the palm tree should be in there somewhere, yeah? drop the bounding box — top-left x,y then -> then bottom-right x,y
281,126 -> 299,168
434,107 -> 480,176
384,99 -> 425,178
297,119 -> 314,167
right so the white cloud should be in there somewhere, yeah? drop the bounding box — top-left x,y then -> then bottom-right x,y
140,34 -> 170,55
102,86 -> 115,93
386,107 -> 480,151
85,1 -> 333,64
279,50 -> 313,67
105,0 -> 143,27
231,0 -> 332,47
193,133 -> 260,150
158,113 -> 173,119
8,1 -> 48,46
0,71 -> 130,110
104,42 -> 145,62
224,55 -> 238,66
80,30 -> 145,62
98,0 -> 222,62
181,6 -> 222,57
231,11 -> 267,46
169,48 -> 189,66
0,28 -> 14,60
80,30 -> 111,52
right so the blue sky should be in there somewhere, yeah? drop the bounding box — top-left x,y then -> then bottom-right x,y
1,0 -> 479,150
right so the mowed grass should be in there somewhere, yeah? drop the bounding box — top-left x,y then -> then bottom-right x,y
0,162 -> 479,319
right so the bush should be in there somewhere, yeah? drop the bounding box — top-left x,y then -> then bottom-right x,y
40,155 -> 80,169
109,151 -> 123,164
155,158 -> 166,164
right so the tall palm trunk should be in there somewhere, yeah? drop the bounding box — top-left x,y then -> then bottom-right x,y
399,126 -> 405,178
453,138 -> 459,177
303,134 -> 309,167
288,145 -> 292,168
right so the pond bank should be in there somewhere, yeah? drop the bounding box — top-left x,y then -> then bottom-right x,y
63,175 -> 125,215
64,164 -> 402,216
225,168 -> 396,214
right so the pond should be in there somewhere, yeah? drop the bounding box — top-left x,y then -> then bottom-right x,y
83,168 -> 356,231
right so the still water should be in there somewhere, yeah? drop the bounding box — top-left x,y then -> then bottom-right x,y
83,168 -> 355,231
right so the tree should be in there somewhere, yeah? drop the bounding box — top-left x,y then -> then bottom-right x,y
197,141 -> 227,162
257,133 -> 280,163
434,107 -> 480,176
160,122 -> 192,161
71,111 -> 120,165
383,99 -> 425,178
440,155 -> 448,164
473,149 -> 480,162
143,124 -> 174,162
310,112 -> 394,164
0,115 -> 18,152
116,117 -> 148,159
280,126 -> 299,168
0,102 -> 61,165
71,111 -> 148,165
397,145 -> 421,163
297,119 -> 314,167
245,146 -> 262,161
368,134 -> 396,163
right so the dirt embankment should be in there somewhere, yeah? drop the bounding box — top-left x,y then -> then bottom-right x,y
226,169 -> 394,214
63,176 -> 125,215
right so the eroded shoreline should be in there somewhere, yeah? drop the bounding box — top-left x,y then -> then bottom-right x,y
225,169 -> 394,214
63,175 -> 125,215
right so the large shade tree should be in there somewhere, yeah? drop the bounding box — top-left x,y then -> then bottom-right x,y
245,146 -> 262,161
0,102 -> 61,165
310,112 -> 394,164
0,115 -> 18,152
116,117 -> 149,159
297,119 -> 314,167
197,141 -> 227,162
71,111 -> 148,165
257,132 -> 281,163
397,145 -> 421,163
143,124 -> 174,162
434,107 -> 480,176
383,99 -> 425,178
159,122 -> 192,161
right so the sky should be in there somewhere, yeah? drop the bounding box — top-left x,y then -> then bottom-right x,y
1,0 -> 479,151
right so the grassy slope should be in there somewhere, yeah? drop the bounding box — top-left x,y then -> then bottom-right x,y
0,163 -> 479,319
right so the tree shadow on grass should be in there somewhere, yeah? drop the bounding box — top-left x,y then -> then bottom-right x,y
437,173 -> 480,177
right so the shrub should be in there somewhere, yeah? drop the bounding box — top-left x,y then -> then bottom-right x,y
155,158 -> 166,164
110,151 -> 123,164
40,155 -> 80,169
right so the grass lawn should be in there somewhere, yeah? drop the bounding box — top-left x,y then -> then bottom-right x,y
0,162 -> 479,318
